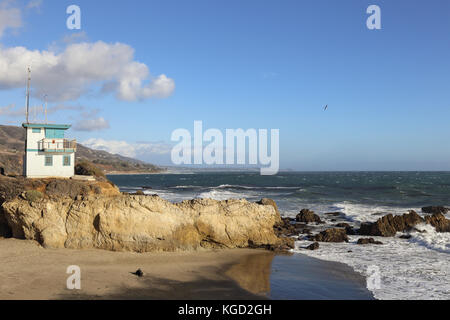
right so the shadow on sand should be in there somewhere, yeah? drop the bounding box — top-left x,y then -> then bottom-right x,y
58,250 -> 373,300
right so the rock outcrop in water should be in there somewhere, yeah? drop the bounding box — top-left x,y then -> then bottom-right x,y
359,211 -> 424,237
422,206 -> 449,215
296,209 -> 323,224
335,223 -> 357,235
424,213 -> 450,233
1,180 -> 289,252
306,242 -> 320,250
310,228 -> 349,243
357,238 -> 383,245
359,210 -> 450,236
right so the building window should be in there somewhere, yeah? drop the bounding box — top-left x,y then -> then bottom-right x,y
45,128 -> 65,139
32,128 -> 41,133
63,155 -> 71,166
45,155 -> 53,166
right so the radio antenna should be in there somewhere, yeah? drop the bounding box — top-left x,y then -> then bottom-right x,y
43,94 -> 48,124
25,67 -> 31,124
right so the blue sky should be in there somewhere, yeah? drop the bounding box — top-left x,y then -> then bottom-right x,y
0,0 -> 450,170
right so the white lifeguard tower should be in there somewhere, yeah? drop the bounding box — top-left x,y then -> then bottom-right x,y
22,68 -> 77,178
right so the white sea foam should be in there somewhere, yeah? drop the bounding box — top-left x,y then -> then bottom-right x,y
332,202 -> 423,223
295,233 -> 450,300
142,189 -> 195,202
196,189 -> 255,201
409,224 -> 450,254
216,184 -> 254,189
216,184 -> 301,191
171,185 -> 203,189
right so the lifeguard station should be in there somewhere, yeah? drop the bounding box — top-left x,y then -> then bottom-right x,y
22,68 -> 77,178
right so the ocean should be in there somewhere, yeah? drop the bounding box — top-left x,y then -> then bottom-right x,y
108,171 -> 450,300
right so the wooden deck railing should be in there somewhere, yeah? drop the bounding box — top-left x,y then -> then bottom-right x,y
38,139 -> 77,152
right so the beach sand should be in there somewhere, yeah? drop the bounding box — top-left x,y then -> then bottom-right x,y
0,238 -> 373,300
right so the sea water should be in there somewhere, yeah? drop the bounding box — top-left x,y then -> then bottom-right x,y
108,171 -> 450,300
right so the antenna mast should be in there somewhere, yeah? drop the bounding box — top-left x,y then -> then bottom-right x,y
25,67 -> 31,124
44,94 -> 48,124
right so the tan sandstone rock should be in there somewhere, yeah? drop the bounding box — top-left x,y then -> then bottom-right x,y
1,195 -> 286,252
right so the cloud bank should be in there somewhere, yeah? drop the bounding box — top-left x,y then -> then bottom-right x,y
0,2 -> 22,38
73,117 -> 110,132
0,41 -> 175,102
82,138 -> 172,158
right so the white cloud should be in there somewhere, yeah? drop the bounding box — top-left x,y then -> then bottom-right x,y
0,1 -> 22,38
0,41 -> 175,102
26,0 -> 42,10
82,138 -> 172,158
73,117 -> 110,132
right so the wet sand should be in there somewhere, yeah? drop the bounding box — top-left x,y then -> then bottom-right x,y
0,239 -> 373,300
269,254 -> 374,300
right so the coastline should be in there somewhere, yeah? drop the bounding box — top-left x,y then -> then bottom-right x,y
105,171 -> 166,176
0,238 -> 372,300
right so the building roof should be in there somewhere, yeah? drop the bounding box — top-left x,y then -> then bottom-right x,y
22,123 -> 71,130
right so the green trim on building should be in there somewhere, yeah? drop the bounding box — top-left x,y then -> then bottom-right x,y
26,149 -> 76,153
23,123 -> 71,130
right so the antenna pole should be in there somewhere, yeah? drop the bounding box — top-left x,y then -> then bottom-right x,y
44,94 -> 48,124
25,67 -> 31,124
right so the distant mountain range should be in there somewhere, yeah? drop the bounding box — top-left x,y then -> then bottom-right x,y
0,125 -> 163,176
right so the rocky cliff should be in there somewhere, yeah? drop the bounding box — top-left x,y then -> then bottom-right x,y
0,176 -> 292,252
2,195 -> 289,252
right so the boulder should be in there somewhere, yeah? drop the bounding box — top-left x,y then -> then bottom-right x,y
274,217 -> 297,237
248,237 -> 295,252
335,223 -> 357,235
306,242 -> 320,250
359,211 -> 424,237
296,209 -> 323,224
422,206 -> 449,215
357,238 -> 383,245
1,195 -> 286,252
311,228 -> 349,243
424,213 -> 450,233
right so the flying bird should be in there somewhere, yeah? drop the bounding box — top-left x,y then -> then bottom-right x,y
324,105 -> 328,111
